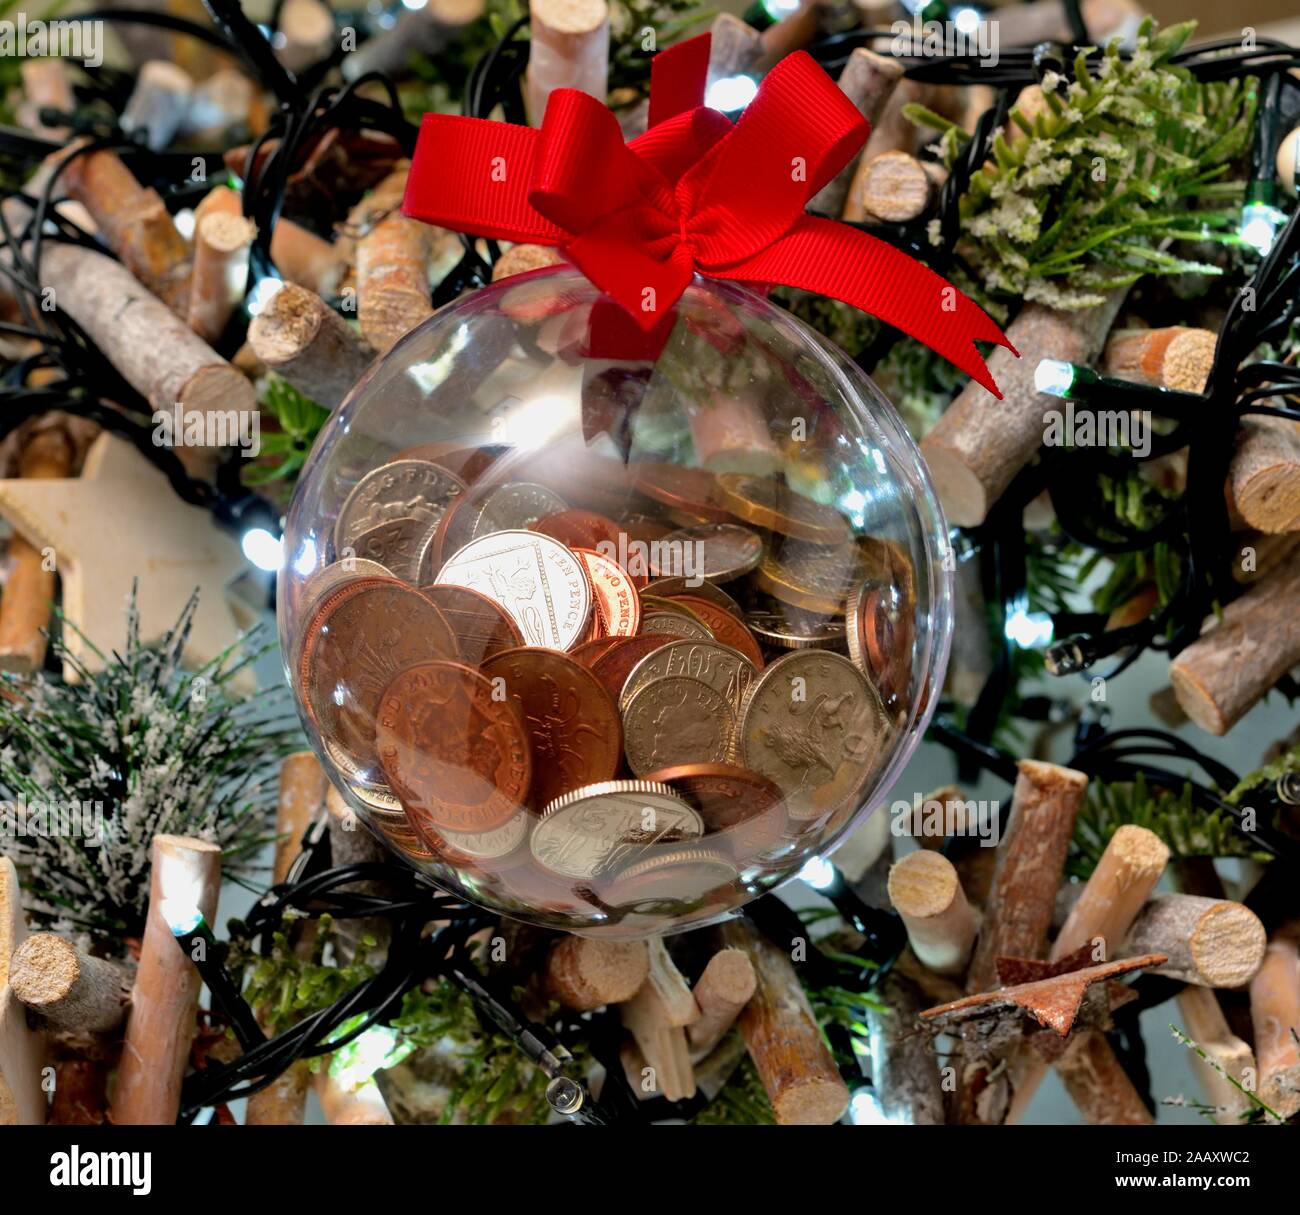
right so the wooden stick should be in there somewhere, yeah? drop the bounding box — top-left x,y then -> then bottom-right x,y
967,760 -> 1089,994
1051,825 -> 1169,962
187,210 -> 256,346
271,752 -> 327,886
121,61 -> 194,153
705,13 -> 762,89
19,60 -> 73,139
642,937 -> 699,1028
921,292 -> 1128,528
112,835 -> 221,1125
887,850 -> 976,977
1122,895 -> 1267,988
0,855 -> 45,1124
1169,556 -> 1300,734
314,1070 -> 394,1124
1008,825 -> 1168,1123
182,69 -> 256,142
1228,416 -> 1300,534
323,786 -> 391,967
867,971 -> 945,1124
1054,1029 -> 1153,1124
276,0 -> 334,73
1232,529 -> 1300,585
341,0 -> 485,82
1102,326 -> 1217,393
32,240 -> 255,478
1177,985 -> 1256,1124
842,78 -> 930,222
271,218 -> 347,299
355,168 -> 433,355
723,918 -> 849,1124
491,244 -> 565,282
809,49 -> 904,217
0,425 -> 74,673
522,0 -> 609,126
1248,924 -> 1300,1118
9,934 -> 130,1034
59,148 -> 192,317
755,0 -> 823,71
619,983 -> 696,1102
543,936 -> 649,1011
248,282 -> 373,410
856,151 -> 939,223
687,948 -> 756,1056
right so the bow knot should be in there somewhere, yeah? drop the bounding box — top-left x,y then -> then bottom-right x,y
403,34 -> 1015,396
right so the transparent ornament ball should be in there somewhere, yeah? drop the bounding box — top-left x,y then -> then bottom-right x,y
279,268 -> 952,937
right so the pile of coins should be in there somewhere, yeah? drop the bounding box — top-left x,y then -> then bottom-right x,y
293,443 -> 917,931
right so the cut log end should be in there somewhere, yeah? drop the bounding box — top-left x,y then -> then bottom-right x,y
531,0 -> 608,34
888,850 -> 959,918
10,934 -> 78,1006
774,1077 -> 850,1126
919,442 -> 989,529
1108,824 -> 1172,872
1191,902 -> 1269,989
545,936 -> 649,1010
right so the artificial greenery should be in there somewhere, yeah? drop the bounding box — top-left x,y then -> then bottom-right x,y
0,589 -> 297,943
1226,742 -> 1300,805
1168,1025 -> 1279,1124
910,19 -> 1257,309
1068,773 -> 1272,879
245,374 -> 329,487
608,0 -> 713,97
692,1052 -> 775,1124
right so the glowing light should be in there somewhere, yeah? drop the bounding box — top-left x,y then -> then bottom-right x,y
247,276 -> 284,318
402,0 -> 428,8
161,898 -> 204,936
799,856 -> 836,890
952,6 -> 981,34
850,1087 -> 890,1125
292,539 -> 318,577
329,1023 -> 405,1090
174,208 -> 196,240
1034,358 -> 1076,398
762,0 -> 800,17
705,75 -> 758,112
1238,203 -> 1285,257
1005,598 -> 1054,649
241,527 -> 282,571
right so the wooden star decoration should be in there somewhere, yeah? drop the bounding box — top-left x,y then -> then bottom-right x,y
0,433 -> 254,689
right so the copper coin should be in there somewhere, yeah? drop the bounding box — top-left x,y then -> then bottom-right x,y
421,489 -> 475,582
587,635 -> 680,703
417,584 -> 526,664
481,647 -> 623,811
569,637 -> 624,668
647,577 -> 744,619
573,547 -> 641,638
299,578 -> 460,775
631,464 -> 732,522
657,523 -> 763,583
714,474 -> 850,545
640,763 -> 787,857
376,660 -> 531,834
665,596 -> 765,669
531,509 -> 624,552
847,581 -> 912,708
622,676 -> 734,776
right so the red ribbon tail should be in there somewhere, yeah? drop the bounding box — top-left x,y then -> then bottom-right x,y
719,219 -> 1017,398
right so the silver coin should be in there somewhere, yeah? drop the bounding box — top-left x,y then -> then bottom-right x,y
469,482 -> 569,540
334,459 -> 466,555
436,529 -> 591,651
739,649 -> 887,822
657,523 -> 763,583
622,676 -> 734,776
745,604 -> 847,651
531,780 -> 702,879
619,639 -> 757,714
605,847 -> 738,903
349,516 -> 430,583
640,611 -> 713,641
438,810 -> 531,861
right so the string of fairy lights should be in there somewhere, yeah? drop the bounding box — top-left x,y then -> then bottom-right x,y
0,1 -> 1297,1122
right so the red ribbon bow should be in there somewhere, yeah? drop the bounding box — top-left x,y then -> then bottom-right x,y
403,34 -> 1014,396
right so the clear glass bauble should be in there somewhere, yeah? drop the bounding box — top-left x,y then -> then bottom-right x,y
279,268 -> 952,937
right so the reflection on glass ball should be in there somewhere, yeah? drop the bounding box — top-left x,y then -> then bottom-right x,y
279,268 -> 952,937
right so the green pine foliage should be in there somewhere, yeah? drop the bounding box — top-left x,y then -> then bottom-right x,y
910,19 -> 1257,309
0,589 -> 298,943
